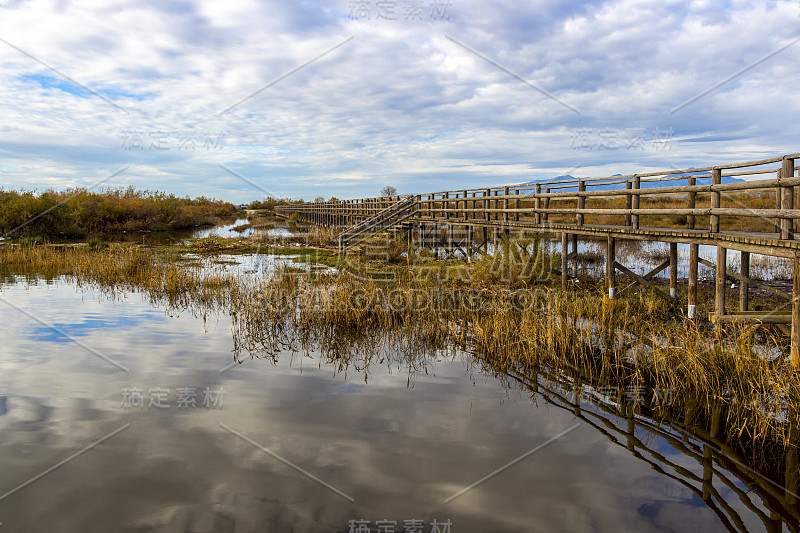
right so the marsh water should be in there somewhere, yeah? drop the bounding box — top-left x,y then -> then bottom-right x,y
0,266 -> 798,532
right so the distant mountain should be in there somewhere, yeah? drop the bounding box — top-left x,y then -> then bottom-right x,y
520,171 -> 743,191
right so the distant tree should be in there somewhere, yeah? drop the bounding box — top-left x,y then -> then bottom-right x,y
314,196 -> 325,203
329,196 -> 340,202
381,186 -> 397,197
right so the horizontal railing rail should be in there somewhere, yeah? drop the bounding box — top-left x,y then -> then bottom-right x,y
276,153 -> 800,242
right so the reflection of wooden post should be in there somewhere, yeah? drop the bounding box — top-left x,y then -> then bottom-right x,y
626,404 -> 635,451
606,234 -> 616,299
740,251 -> 750,311
688,244 -> 699,320
669,242 -> 678,299
787,408 -> 799,505
792,255 -> 800,369
562,232 -> 568,291
702,444 -> 713,501
716,246 -> 727,337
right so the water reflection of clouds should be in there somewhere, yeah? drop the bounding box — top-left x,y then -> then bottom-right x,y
0,279 -> 776,532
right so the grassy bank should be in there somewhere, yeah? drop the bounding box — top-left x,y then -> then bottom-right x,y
0,187 -> 237,238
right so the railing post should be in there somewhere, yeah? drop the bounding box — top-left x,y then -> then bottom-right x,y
625,181 -> 632,227
577,180 -> 585,227
711,167 -> 721,233
562,232 -> 569,291
782,157 -> 795,240
484,189 -> 490,223
688,175 -> 696,230
544,188 -> 550,224
535,184 -> 542,225
631,175 -> 640,230
776,168 -> 783,235
503,186 -> 509,226
462,190 -> 467,220
444,192 -> 449,221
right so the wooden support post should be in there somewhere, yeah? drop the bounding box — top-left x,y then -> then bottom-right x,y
669,242 -> 678,299
740,251 -> 750,312
606,234 -> 616,299
631,175 -> 640,229
577,180 -> 585,226
625,181 -> 632,227
571,234 -> 578,278
716,246 -> 727,334
711,167 -> 721,233
562,232 -> 568,291
793,255 -> 800,369
688,244 -> 699,320
448,224 -> 454,257
535,184 -> 542,224
782,157 -> 795,239
466,225 -> 473,257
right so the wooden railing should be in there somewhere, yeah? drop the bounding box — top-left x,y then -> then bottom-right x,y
276,153 -> 800,241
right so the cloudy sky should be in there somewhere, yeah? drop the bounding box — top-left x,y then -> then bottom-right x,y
0,0 -> 797,202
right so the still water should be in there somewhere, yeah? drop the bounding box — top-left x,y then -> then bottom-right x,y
0,267 -> 796,532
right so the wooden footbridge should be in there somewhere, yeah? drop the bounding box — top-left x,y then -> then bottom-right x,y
276,153 -> 800,363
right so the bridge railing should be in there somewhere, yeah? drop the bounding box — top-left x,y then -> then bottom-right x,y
276,153 -> 800,239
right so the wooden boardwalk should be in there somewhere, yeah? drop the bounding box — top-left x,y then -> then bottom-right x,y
276,153 -> 800,363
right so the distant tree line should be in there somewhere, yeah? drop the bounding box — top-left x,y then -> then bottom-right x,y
0,187 -> 238,238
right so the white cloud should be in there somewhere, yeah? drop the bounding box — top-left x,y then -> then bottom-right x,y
0,0 -> 797,201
